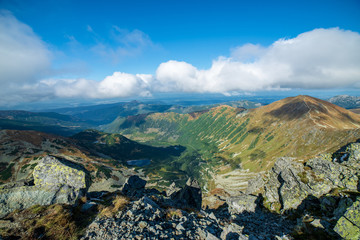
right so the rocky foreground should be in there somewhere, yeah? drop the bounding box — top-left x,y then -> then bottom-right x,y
1,143 -> 360,239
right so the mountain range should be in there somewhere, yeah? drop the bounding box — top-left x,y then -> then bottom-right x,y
0,95 -> 360,239
327,94 -> 360,109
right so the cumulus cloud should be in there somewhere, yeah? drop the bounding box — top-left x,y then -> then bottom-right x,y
1,21 -> 360,107
42,72 -> 152,99
0,10 -> 52,85
155,28 -> 360,93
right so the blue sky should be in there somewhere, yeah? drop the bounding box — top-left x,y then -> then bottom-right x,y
0,0 -> 360,108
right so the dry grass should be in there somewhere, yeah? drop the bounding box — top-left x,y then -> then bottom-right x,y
99,195 -> 129,218
165,208 -> 183,220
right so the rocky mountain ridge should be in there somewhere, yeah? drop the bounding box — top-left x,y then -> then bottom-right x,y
328,95 -> 360,109
1,142 -> 359,239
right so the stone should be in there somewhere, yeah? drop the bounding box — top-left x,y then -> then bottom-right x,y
334,198 -> 353,219
81,202 -> 97,212
33,155 -> 89,191
122,175 -> 147,196
334,198 -> 360,239
0,156 -> 89,218
259,156 -> 360,212
171,178 -> 202,210
246,173 -> 265,195
227,193 -> 258,214
167,182 -> 180,197
309,219 -> 324,229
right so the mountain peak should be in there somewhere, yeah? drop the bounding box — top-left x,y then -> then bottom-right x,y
259,95 -> 360,129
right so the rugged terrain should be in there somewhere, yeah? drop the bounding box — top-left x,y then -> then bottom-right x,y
0,95 -> 359,239
328,95 -> 360,109
101,95 -> 360,192
1,142 -> 359,239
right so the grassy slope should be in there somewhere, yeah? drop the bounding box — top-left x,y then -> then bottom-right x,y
102,96 -> 360,174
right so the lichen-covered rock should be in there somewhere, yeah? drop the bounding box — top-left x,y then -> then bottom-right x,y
246,173 -> 265,195
34,156 -> 89,191
259,158 -> 312,211
227,193 -> 258,214
0,156 -> 89,218
0,185 -> 80,218
334,198 -> 360,239
253,155 -> 360,212
306,158 -> 358,191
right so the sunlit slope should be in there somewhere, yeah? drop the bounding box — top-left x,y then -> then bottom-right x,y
104,95 -> 360,172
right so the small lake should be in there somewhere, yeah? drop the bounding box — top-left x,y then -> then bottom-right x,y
127,159 -> 151,167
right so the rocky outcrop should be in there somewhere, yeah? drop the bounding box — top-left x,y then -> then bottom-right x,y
247,151 -> 360,212
334,198 -> 360,239
0,156 -> 89,218
34,156 -> 89,191
226,193 -> 258,214
82,176 -> 295,240
121,175 -> 147,197
170,178 -> 202,210
82,195 -> 224,240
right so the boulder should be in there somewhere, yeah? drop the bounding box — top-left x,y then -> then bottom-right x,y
0,156 -> 89,218
0,185 -> 80,218
306,158 -> 358,191
171,178 -> 202,210
227,193 -> 258,214
166,182 -> 180,197
121,175 -> 147,196
256,157 -> 359,212
34,156 -> 89,191
334,198 -> 360,239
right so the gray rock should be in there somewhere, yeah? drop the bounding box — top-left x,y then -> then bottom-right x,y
167,182 -> 180,197
122,175 -> 147,196
333,197 -> 353,219
334,197 -> 360,239
34,155 -> 89,191
257,156 -> 359,212
0,185 -> 80,218
0,155 -> 89,218
227,193 -> 258,214
81,201 -> 97,212
171,178 -> 202,210
220,223 -> 246,240
246,173 -> 265,195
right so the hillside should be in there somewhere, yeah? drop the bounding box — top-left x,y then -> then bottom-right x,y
46,100 -> 261,125
0,110 -> 93,136
101,95 -> 360,191
0,129 -> 186,191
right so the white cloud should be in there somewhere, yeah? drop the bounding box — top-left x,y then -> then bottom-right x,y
231,43 -> 266,62
1,22 -> 360,107
0,10 -> 52,85
155,28 -> 360,93
45,72 -> 152,99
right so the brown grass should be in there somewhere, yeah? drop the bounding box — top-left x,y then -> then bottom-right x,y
99,195 -> 129,218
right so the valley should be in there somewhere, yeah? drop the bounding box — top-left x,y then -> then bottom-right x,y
0,95 -> 360,239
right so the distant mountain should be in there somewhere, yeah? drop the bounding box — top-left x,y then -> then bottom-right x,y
102,95 -> 360,174
46,100 -> 262,125
327,95 -> 360,109
48,101 -> 174,125
0,110 -> 93,136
